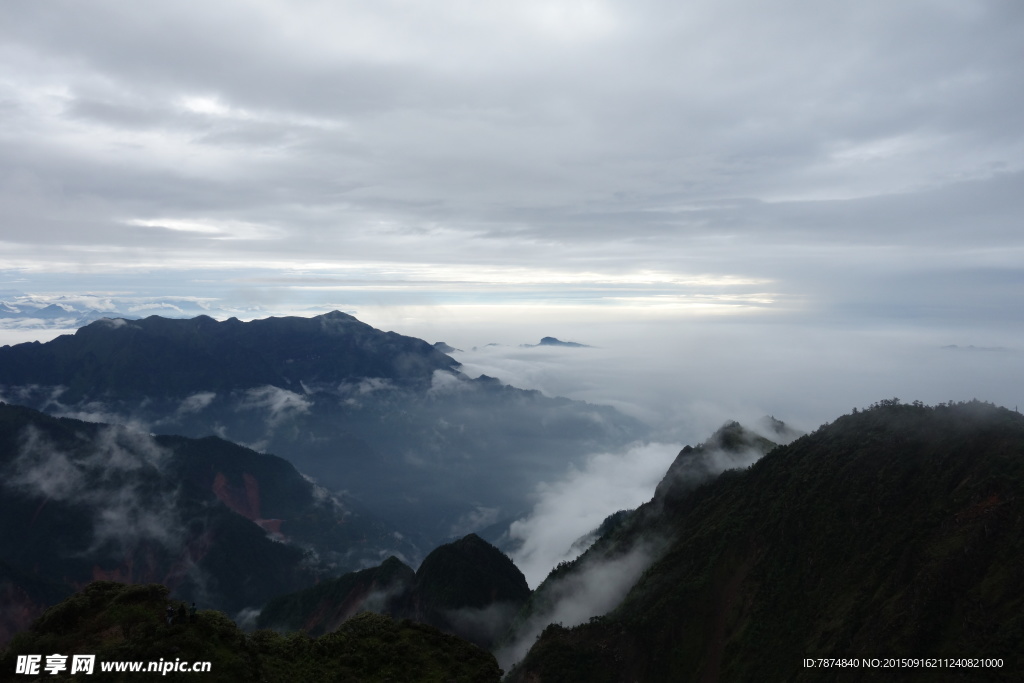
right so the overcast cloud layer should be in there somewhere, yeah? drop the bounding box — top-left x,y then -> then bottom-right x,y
1,1 -> 1022,425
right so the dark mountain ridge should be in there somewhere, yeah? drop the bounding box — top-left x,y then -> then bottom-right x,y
258,534 -> 530,649
507,400 -> 1024,681
496,420 -> 782,670
5,400 -> 1019,680
0,403 -> 418,645
257,556 -> 416,638
0,311 -> 458,401
0,313 -> 647,540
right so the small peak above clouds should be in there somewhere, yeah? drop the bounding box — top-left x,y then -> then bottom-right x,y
433,341 -> 461,354
320,309 -> 357,320
522,336 -> 591,348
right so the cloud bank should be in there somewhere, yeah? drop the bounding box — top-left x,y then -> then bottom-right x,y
507,442 -> 678,588
497,541 -> 659,671
0,0 -> 1019,337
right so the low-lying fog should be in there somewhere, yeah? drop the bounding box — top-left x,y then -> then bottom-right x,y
2,308 -> 1020,587
371,311 -> 1022,585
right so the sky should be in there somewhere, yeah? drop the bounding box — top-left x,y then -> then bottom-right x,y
1,0 -> 1022,430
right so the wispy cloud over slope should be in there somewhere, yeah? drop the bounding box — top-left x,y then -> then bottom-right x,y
5,424 -> 183,553
507,442 -> 677,588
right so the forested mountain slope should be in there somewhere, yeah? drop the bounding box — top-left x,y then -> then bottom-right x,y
509,401 -> 1024,682
0,403 -> 416,644
258,534 -> 530,649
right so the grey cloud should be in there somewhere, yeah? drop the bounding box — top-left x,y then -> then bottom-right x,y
3,1 -> 1020,238
6,426 -> 84,499
449,318 -> 1022,450
234,607 -> 262,631
50,402 -> 153,432
240,385 -> 311,426
0,0 -> 1020,483
449,505 -> 501,539
346,377 -> 396,396
507,442 -> 679,588
427,370 -> 469,397
443,602 -> 520,650
87,424 -> 169,472
64,97 -> 170,130
90,487 -> 182,551
177,391 -> 217,415
5,424 -> 183,553
497,542 -> 659,671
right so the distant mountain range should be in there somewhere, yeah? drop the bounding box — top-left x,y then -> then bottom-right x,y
0,312 -> 648,541
0,300 -> 126,330
0,311 -> 458,398
0,293 -> 261,332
